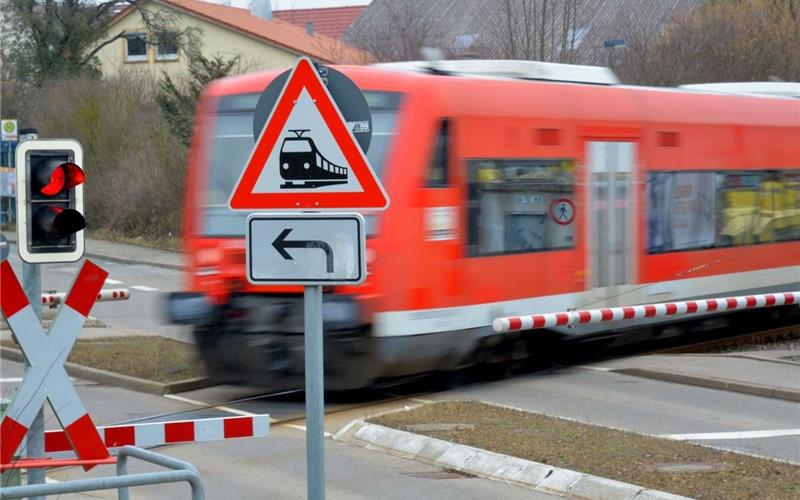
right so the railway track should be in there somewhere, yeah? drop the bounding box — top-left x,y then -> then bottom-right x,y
655,323 -> 800,355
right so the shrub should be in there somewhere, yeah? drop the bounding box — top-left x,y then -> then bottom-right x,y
5,71 -> 187,242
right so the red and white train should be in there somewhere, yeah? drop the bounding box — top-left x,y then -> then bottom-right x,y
168,60 -> 800,389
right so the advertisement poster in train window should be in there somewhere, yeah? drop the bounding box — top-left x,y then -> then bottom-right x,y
647,172 -> 716,252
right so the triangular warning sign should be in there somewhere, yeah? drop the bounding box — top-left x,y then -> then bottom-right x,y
229,57 -> 389,211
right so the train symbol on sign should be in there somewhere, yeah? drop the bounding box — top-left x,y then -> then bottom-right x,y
280,130 -> 348,189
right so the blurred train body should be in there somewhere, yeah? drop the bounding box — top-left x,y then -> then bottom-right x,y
171,61 -> 800,389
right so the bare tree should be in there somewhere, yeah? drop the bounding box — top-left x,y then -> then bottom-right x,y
2,0 -> 199,84
615,0 -> 800,85
485,0 -> 584,63
345,0 -> 441,62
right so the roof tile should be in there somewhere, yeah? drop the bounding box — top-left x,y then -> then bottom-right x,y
112,0 -> 371,64
274,6 -> 367,39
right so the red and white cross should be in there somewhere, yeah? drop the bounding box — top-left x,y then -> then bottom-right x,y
0,259 -> 110,467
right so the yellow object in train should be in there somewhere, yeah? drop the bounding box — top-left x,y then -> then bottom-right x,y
724,181 -> 800,244
478,167 -> 500,183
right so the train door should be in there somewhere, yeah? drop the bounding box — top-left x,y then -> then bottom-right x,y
417,119 -> 462,307
586,141 -> 637,306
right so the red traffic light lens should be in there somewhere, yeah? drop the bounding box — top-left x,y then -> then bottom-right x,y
40,166 -> 65,196
63,162 -> 85,189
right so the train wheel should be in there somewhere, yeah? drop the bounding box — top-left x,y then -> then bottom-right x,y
476,336 -> 513,381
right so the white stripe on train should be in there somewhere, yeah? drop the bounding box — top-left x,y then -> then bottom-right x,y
372,265 -> 799,337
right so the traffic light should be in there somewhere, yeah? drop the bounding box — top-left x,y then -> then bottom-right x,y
15,139 -> 86,263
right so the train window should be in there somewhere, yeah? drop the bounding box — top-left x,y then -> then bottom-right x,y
646,171 -> 717,253
426,120 -> 450,187
646,170 -> 800,253
467,158 -> 575,257
201,91 -> 403,237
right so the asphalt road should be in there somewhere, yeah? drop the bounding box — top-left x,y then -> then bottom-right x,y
0,358 -> 555,499
4,243 -> 187,340
2,250 -> 798,497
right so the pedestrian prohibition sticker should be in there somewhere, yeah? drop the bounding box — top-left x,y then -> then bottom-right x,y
550,198 -> 575,225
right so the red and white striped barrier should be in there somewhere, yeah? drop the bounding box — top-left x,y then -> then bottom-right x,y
41,288 -> 130,306
43,415 -> 270,453
493,291 -> 800,333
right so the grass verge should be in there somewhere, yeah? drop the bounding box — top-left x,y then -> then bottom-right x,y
371,401 -> 799,500
2,336 -> 205,383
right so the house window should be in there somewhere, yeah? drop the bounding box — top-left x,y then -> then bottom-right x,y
467,158 -> 576,256
156,31 -> 179,60
125,33 -> 148,62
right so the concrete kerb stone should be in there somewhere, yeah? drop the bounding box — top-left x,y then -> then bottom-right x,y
613,367 -> 800,403
0,346 -> 210,395
2,232 -> 184,271
334,419 -> 693,500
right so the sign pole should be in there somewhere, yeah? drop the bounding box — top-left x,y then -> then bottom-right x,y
304,284 -> 325,500
22,261 -> 45,500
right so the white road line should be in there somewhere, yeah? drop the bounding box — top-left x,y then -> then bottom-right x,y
46,477 -> 61,484
282,423 -> 333,437
576,365 -> 614,372
0,377 -> 24,383
105,278 -> 124,285
661,429 -> 800,441
163,394 -> 256,417
131,285 -> 159,292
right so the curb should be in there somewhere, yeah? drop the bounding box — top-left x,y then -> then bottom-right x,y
79,248 -> 185,271
1,232 -> 184,271
334,419 -> 691,500
0,347 -> 210,395
613,367 -> 800,403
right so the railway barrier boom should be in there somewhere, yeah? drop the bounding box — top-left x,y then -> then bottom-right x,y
493,292 -> 800,333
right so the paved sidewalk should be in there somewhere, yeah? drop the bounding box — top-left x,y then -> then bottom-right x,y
2,231 -> 184,269
596,350 -> 800,402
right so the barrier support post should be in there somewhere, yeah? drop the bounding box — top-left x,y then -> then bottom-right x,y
22,260 -> 45,500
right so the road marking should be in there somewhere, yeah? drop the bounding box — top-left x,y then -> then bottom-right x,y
163,394 -> 256,417
576,365 -> 614,372
131,285 -> 159,292
105,278 -> 124,285
0,377 -> 23,383
46,477 -> 61,484
282,423 -> 333,437
662,429 -> 800,441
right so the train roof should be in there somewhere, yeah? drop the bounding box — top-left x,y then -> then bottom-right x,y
204,61 -> 799,132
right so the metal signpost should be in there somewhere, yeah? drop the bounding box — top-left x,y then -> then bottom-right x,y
229,57 -> 389,500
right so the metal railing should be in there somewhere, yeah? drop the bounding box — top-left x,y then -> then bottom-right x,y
0,446 -> 204,499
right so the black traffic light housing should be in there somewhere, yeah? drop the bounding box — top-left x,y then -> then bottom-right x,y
15,139 -> 86,263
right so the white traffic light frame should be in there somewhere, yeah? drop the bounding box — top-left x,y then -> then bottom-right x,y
15,138 -> 85,263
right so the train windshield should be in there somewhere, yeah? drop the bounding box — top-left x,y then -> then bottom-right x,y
201,90 -> 403,237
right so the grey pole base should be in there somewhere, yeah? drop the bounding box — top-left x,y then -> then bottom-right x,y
304,285 -> 325,500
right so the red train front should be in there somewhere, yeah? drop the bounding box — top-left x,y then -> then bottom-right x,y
168,60 -> 800,390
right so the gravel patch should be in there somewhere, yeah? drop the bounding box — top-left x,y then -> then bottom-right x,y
2,335 -> 205,383
371,400 -> 800,500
